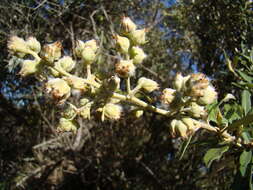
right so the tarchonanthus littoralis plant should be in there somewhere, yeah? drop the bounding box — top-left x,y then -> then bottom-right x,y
7,16 -> 236,141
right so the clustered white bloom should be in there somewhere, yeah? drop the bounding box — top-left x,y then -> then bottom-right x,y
7,17 -> 218,138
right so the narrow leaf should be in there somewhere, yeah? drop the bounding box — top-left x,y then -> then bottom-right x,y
238,70 -> 253,83
240,150 -> 252,177
242,90 -> 251,115
203,145 -> 229,168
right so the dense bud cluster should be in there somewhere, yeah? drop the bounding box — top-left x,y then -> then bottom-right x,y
7,17 -> 218,139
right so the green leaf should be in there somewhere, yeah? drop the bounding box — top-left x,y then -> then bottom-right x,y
203,145 -> 229,168
237,70 -> 253,83
240,150 -> 252,177
206,101 -> 219,123
224,103 -> 243,124
242,90 -> 251,115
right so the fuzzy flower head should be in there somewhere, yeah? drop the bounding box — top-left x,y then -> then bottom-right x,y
64,76 -> 89,91
185,73 -> 209,97
26,37 -> 41,53
115,59 -> 136,78
57,118 -> 77,133
137,77 -> 159,93
45,78 -> 71,102
55,56 -> 76,72
19,59 -> 40,77
98,103 -> 122,121
75,39 -> 98,58
170,119 -> 188,139
121,16 -> 137,33
8,36 -> 29,54
41,41 -> 62,63
130,46 -> 147,64
197,85 -> 218,105
114,34 -> 130,54
130,28 -> 147,45
78,98 -> 92,120
81,46 -> 96,64
160,88 -> 176,105
186,102 -> 206,118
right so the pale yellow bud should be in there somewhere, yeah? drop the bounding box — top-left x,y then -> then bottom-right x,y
173,73 -> 184,91
75,39 -> 98,58
57,118 -> 77,133
46,78 -> 71,101
160,88 -> 176,104
19,60 -> 40,77
81,46 -> 96,64
62,105 -> 76,119
137,77 -> 159,93
83,39 -> 98,52
175,120 -> 188,139
130,28 -> 147,45
197,85 -> 217,105
101,103 -> 122,120
223,93 -> 235,102
55,56 -> 76,72
170,119 -> 188,138
130,46 -> 147,64
26,37 -> 41,53
64,76 -> 88,91
114,34 -> 130,54
181,117 -> 200,133
115,59 -> 136,78
74,40 -> 85,58
132,109 -> 144,118
8,36 -> 29,54
79,98 -> 92,120
41,41 -> 62,63
186,102 -> 206,118
122,16 -> 137,33
170,119 -> 178,137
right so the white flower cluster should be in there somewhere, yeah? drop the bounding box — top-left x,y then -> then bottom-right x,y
7,17 -> 217,138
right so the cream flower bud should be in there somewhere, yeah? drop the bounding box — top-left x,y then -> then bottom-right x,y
181,117 -> 200,133
74,40 -> 85,58
62,105 -> 76,119
81,46 -> 96,64
160,88 -> 176,104
197,85 -> 217,105
79,98 -> 92,120
130,46 -> 147,64
186,102 -> 206,118
115,59 -> 136,78
175,120 -> 188,139
130,28 -> 147,45
83,39 -> 98,52
46,78 -> 71,101
55,56 -> 76,72
64,76 -> 88,91
114,34 -> 130,54
26,37 -> 41,53
173,73 -> 184,91
122,16 -> 137,33
185,73 -> 209,97
99,103 -> 122,121
223,93 -> 235,102
19,60 -> 40,77
170,119 -> 188,139
137,77 -> 159,93
8,36 -> 29,54
131,109 -> 144,118
41,41 -> 62,63
75,39 -> 98,58
57,118 -> 77,133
